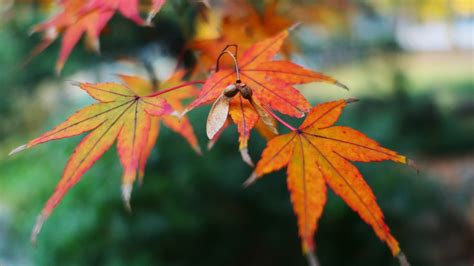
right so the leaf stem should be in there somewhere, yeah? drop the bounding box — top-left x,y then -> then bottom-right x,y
146,80 -> 205,98
215,50 -> 241,81
262,105 -> 297,131
221,44 -> 238,58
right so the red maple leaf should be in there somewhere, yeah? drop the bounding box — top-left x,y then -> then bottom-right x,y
9,72 -> 201,243
30,0 -> 166,73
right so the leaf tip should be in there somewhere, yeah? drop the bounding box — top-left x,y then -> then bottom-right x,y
144,18 -> 155,27
69,80 -> 82,87
145,16 -> 154,26
193,145 -> 203,156
28,27 -> 38,37
146,6 -> 162,26
121,184 -> 133,213
240,148 -> 254,167
138,175 -> 144,187
243,172 -> 258,188
407,159 -> 419,174
289,22 -> 302,32
9,144 -> 27,156
88,38 -> 100,54
207,140 -> 216,151
31,213 -> 47,245
335,81 -> 349,91
346,98 -> 359,104
396,252 -> 410,266
55,62 -> 64,76
305,250 -> 320,266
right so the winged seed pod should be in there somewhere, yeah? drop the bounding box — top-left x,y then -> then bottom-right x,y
206,81 -> 279,165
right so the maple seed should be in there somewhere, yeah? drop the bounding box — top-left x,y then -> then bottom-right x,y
238,83 -> 253,99
223,84 -> 239,97
249,98 -> 279,135
189,31 -> 348,165
206,94 -> 231,139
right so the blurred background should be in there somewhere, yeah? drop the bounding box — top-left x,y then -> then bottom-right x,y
0,0 -> 473,265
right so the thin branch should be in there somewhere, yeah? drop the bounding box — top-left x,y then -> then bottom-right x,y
261,105 -> 297,132
146,80 -> 205,98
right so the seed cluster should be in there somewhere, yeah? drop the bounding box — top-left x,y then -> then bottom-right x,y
223,82 -> 253,100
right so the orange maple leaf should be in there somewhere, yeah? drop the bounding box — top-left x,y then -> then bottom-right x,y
186,30 -> 346,165
8,73 -> 201,243
245,99 -> 410,264
189,0 -> 294,75
31,0 -> 166,73
118,70 -> 201,157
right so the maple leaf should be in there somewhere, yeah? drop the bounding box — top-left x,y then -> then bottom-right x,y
31,0 -> 166,73
245,99 -> 410,264
8,74 -> 202,243
186,30 -> 346,165
118,70 -> 201,157
189,0 -> 294,75
286,0 -> 352,30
